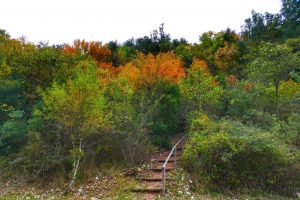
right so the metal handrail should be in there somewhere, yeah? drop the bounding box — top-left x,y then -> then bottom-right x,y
162,136 -> 184,195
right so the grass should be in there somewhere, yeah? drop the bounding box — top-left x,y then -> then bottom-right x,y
0,164 -> 141,200
156,168 -> 298,200
0,166 -> 298,200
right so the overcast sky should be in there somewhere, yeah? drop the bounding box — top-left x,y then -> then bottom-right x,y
0,0 -> 282,44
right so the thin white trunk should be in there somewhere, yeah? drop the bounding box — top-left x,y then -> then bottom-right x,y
64,139 -> 82,195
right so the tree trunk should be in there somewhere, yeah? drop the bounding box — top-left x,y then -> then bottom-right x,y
64,139 -> 82,195
275,80 -> 279,117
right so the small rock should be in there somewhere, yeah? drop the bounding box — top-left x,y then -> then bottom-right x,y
78,188 -> 83,195
91,197 -> 99,200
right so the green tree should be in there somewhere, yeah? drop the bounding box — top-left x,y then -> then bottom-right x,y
281,0 -> 300,21
149,81 -> 182,147
280,0 -> 300,39
198,29 -> 241,75
0,110 -> 27,154
39,60 -> 108,193
103,75 -> 151,164
116,46 -> 137,65
174,44 -> 194,67
241,11 -> 282,43
180,59 -> 223,121
246,42 -> 299,116
132,24 -> 174,55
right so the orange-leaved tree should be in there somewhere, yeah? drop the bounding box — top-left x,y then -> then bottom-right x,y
119,52 -> 185,88
214,42 -> 240,74
62,39 -> 111,64
116,52 -> 185,147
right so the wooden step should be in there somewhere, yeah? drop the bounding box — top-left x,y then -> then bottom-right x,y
171,153 -> 182,156
135,177 -> 174,182
156,158 -> 181,163
149,167 -> 175,172
131,187 -> 162,193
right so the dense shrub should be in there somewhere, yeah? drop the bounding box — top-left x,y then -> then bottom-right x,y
180,59 -> 223,123
0,110 -> 27,154
224,80 -> 255,119
182,117 -> 299,194
272,113 -> 300,146
103,75 -> 152,165
149,82 -> 181,148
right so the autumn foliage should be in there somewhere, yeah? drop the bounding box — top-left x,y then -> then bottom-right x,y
0,8 -> 300,197
225,75 -> 238,86
119,52 -> 185,87
214,42 -> 239,73
62,39 -> 111,64
190,59 -> 209,74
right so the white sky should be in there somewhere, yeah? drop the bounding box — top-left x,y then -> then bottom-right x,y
0,0 -> 282,44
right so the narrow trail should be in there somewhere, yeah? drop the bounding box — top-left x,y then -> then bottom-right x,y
130,136 -> 185,200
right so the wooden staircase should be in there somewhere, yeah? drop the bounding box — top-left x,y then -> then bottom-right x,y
129,136 -> 185,195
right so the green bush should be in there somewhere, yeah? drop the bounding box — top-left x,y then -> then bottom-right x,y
149,82 -> 181,148
224,81 -> 255,119
188,113 -> 215,134
0,110 -> 27,154
182,118 -> 298,194
281,114 -> 300,146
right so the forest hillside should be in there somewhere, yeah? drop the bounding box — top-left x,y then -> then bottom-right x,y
0,0 -> 299,199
